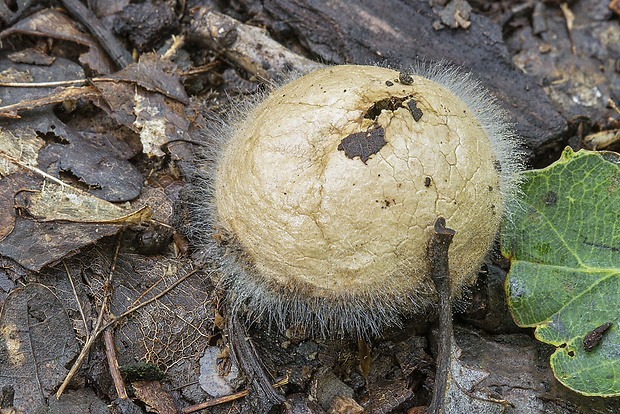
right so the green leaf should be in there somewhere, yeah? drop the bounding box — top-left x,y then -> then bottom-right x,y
502,148 -> 620,397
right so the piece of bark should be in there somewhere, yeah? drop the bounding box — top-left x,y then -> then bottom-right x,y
188,8 -> 323,81
227,313 -> 285,412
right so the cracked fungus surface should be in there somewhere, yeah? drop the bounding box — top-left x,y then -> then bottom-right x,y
215,65 -> 503,299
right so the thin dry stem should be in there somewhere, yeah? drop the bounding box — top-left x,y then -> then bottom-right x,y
104,315 -> 128,399
63,260 -> 89,339
181,377 -> 289,413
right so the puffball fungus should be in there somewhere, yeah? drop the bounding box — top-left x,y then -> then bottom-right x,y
195,64 -> 520,337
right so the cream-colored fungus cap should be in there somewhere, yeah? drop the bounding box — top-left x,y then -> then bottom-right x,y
207,64 -> 519,337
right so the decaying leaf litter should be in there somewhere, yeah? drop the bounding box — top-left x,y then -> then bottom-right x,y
0,0 -> 619,413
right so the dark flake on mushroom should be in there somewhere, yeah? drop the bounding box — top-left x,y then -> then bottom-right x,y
338,123 -> 387,164
399,72 -> 414,85
407,99 -> 423,122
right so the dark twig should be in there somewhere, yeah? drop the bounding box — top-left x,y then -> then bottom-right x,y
227,313 -> 285,412
427,217 -> 456,414
57,0 -> 134,69
57,233 -> 123,398
559,3 -> 577,56
358,336 -> 371,379
103,315 -> 128,399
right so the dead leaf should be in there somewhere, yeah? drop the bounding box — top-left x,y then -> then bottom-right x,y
365,380 -> 412,414
134,88 -> 190,157
0,216 -> 122,271
0,283 -> 79,413
132,381 -> 179,414
46,388 -> 109,414
92,54 -> 191,157
584,129 -> 620,150
0,66 -> 148,270
91,78 -> 137,127
0,156 -> 150,271
8,48 -> 56,66
0,109 -> 143,203
16,182 -> 151,224
0,121 -> 44,176
0,8 -> 112,75
107,53 -> 188,104
0,55 -> 85,117
0,86 -> 101,119
34,112 -> 143,203
0,106 -> 147,267
83,253 -> 212,391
